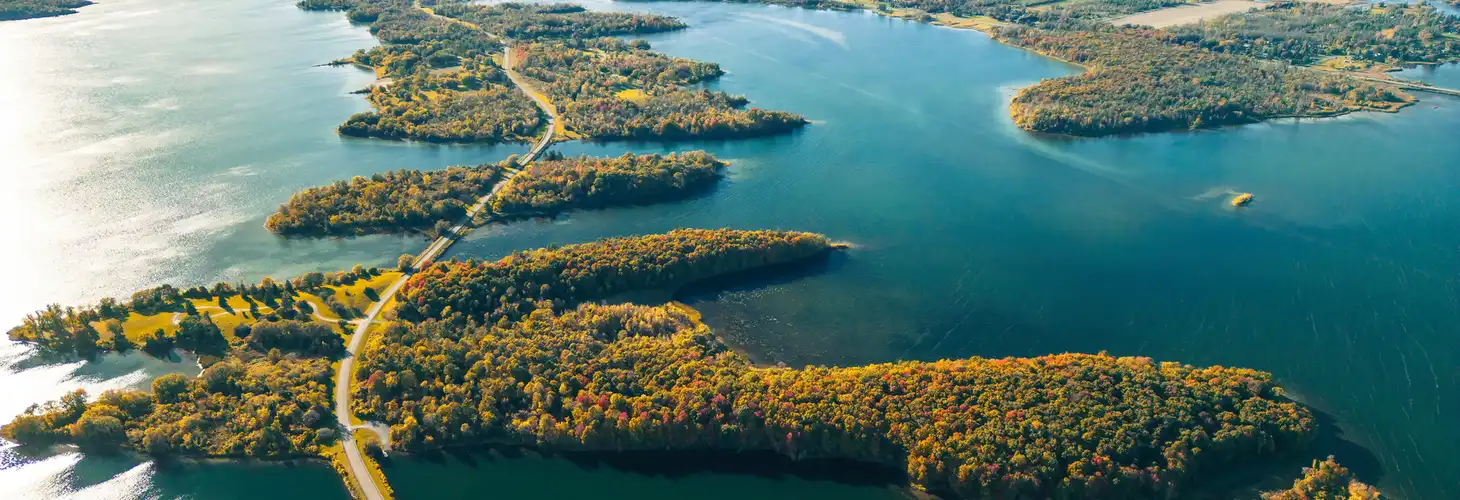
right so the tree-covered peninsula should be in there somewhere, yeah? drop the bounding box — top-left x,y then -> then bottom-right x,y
999,27 -> 1407,136
0,0 -> 92,21
361,306 -> 1313,498
356,229 -> 1318,498
4,229 -> 1376,497
300,1 -> 805,143
265,151 -> 728,237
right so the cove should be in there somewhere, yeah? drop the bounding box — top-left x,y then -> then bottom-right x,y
438,1 -> 1460,498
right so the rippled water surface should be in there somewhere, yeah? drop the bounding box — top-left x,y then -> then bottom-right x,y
3,0 -> 1459,498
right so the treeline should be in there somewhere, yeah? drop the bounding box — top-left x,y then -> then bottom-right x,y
654,0 -> 1175,24
8,266 -> 383,357
519,38 -> 807,140
0,0 -> 93,21
998,26 -> 1408,136
396,229 -> 833,323
1165,3 -> 1460,66
266,164 -> 506,236
490,152 -> 725,216
433,2 -> 687,40
354,302 -> 1316,498
1,357 -> 337,457
1262,456 -> 1384,499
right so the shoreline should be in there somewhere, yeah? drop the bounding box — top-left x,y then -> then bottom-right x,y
814,3 -> 1438,137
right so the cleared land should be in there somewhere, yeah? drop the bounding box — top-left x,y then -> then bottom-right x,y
1114,0 -> 1357,27
1112,0 -> 1262,28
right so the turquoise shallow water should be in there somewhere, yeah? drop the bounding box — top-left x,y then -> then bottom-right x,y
3,0 -> 1460,498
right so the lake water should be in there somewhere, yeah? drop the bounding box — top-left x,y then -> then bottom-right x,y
2,0 -> 1459,498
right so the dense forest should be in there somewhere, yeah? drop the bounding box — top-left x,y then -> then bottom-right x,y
998,27 -> 1409,136
266,164 -> 506,236
4,229 -> 1371,497
490,152 -> 725,216
518,38 -> 809,139
1165,3 -> 1460,66
2,357 -> 338,458
397,229 -> 832,323
1262,457 -> 1383,500
356,301 -> 1316,498
0,0 -> 92,21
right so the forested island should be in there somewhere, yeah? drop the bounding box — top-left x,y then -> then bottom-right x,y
265,165 -> 507,237
265,151 -> 728,237
672,0 -> 1456,136
4,229 -> 1381,498
0,0 -> 92,21
299,1 -> 806,143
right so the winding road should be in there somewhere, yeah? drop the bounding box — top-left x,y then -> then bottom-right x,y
329,43 -> 557,500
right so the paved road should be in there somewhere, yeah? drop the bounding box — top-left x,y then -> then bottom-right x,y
1344,72 -> 1460,98
329,41 -> 556,500
333,275 -> 408,500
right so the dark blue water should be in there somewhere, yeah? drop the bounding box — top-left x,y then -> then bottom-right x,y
3,0 -> 1459,498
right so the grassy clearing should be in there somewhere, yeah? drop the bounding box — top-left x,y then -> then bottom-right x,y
89,284 -> 369,346
614,88 -> 648,102
92,312 -> 178,342
325,272 -> 401,313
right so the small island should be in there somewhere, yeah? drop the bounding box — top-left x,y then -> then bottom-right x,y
1,0 -> 93,21
1231,192 -> 1254,207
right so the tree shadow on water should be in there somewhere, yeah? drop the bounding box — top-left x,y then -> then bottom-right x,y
1186,404 -> 1384,499
673,248 -> 848,303
403,445 -> 906,489
557,449 -> 906,488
